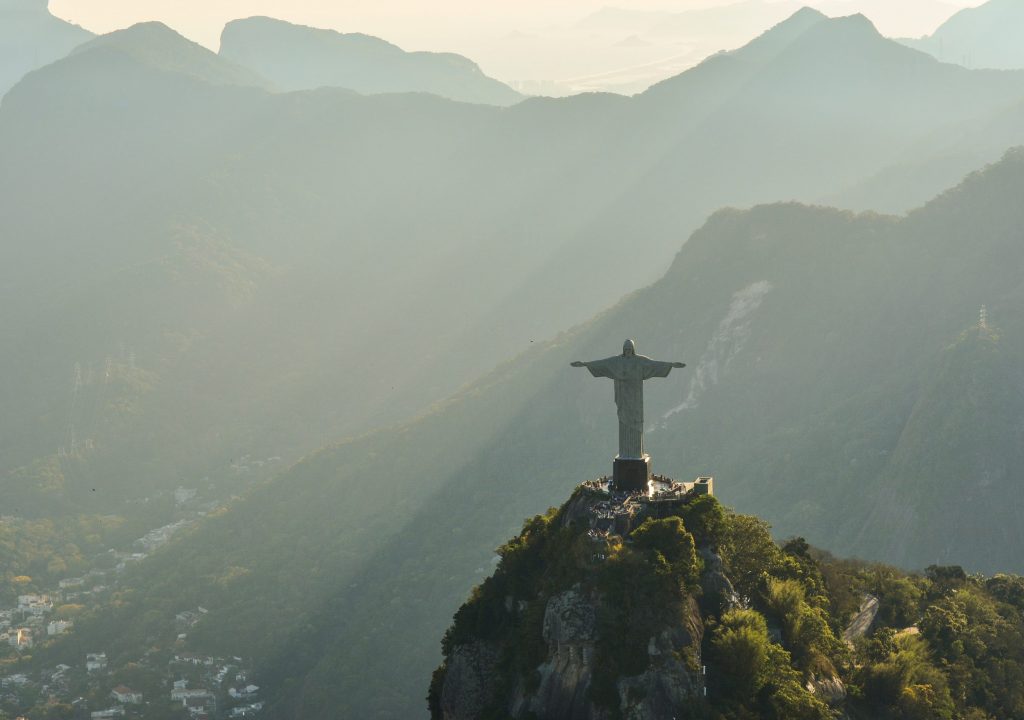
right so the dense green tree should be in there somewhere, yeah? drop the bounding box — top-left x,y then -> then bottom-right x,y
631,517 -> 701,588
711,609 -> 773,701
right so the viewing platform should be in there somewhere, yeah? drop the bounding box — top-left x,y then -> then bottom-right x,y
566,475 -> 715,538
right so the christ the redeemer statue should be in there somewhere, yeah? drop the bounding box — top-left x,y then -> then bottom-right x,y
572,339 -> 685,492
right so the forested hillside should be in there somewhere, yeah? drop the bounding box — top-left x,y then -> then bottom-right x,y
9,3 -> 1024,720
435,493 -> 1024,719
5,10 -> 1024,524
38,148 -> 1024,718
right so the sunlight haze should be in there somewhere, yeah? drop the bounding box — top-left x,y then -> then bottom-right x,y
50,0 -> 986,94
8,0 -> 1024,717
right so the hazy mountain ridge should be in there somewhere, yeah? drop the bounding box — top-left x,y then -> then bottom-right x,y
5,8 -> 1024,517
822,91 -> 1024,213
219,16 -> 522,105
10,5 -> 1024,720
261,153 -> 1024,718
0,23 -> 277,497
901,0 -> 1024,70
564,0 -> 965,94
69,21 -> 269,89
855,326 -> 1024,567
42,149 -> 1024,718
0,0 -> 92,98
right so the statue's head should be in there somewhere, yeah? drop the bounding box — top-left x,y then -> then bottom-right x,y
622,339 -> 636,357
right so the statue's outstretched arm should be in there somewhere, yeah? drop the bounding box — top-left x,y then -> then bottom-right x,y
673,362 -> 686,368
573,356 -> 619,378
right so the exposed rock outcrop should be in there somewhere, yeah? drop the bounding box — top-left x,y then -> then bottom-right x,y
806,673 -> 847,705
699,546 -> 738,608
513,587 -> 598,719
843,594 -> 879,644
613,603 -> 703,720
438,641 -> 500,720
505,587 -> 703,720
435,481 -> 712,720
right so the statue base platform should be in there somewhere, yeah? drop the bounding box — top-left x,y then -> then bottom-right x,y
613,455 -> 650,493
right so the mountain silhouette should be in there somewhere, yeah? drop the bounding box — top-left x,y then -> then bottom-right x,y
901,0 -> 1024,70
6,10 -> 1024,524
55,148 -> 1024,718
71,21 -> 268,88
220,16 -> 522,105
0,0 -> 92,97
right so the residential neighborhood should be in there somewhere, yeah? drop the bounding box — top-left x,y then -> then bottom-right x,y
0,487 -> 267,719
2,629 -> 261,719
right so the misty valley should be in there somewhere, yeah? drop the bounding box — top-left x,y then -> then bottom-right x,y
4,1 -> 1024,718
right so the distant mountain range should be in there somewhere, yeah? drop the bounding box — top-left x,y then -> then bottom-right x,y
51,148 -> 1024,719
219,16 -> 523,106
4,10 -> 1024,516
73,21 -> 268,89
11,5 -> 1024,720
0,0 -> 92,97
901,0 -> 1024,70
565,0 -> 966,94
0,5 -> 521,105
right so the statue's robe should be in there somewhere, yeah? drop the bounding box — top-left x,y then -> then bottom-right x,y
583,354 -> 675,459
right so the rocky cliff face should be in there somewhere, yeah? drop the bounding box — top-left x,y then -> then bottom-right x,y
515,588 -> 597,718
438,642 -> 502,719
432,478 -> 711,720
434,478 -> 1024,720
438,585 -> 704,720
513,587 -> 703,720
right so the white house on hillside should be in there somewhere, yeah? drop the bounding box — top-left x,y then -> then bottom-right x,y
111,685 -> 142,704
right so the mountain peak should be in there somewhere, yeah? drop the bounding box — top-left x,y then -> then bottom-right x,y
785,10 -> 885,47
791,6 -> 827,22
219,15 -> 521,106
0,0 -> 93,96
711,5 -> 828,68
431,473 -> 1024,719
75,20 -> 208,54
830,12 -> 881,35
431,485 -> 728,719
221,16 -> 406,58
764,6 -> 828,35
69,21 -> 267,88
749,6 -> 827,45
764,10 -> 925,73
708,8 -> 889,75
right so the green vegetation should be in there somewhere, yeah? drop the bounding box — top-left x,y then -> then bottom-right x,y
6,7 -> 1024,530
432,503 -> 710,718
0,514 -> 160,603
434,494 -> 1024,720
28,148 -> 1024,718
7,8 -> 1024,720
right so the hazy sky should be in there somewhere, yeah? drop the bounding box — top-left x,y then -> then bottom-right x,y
49,0 -> 988,93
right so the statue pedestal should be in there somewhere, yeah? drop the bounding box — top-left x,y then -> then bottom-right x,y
613,455 -> 650,493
